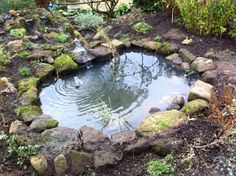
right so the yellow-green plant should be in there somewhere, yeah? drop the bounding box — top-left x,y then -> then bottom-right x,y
176,0 -> 235,36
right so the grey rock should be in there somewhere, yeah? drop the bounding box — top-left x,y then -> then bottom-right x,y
149,107 -> 161,114
111,131 -> 137,145
87,46 -> 112,60
167,104 -> 181,110
166,53 -> 182,65
172,95 -> 185,107
30,115 -> 58,133
179,48 -> 196,63
54,154 -> 68,176
124,137 -> 152,154
201,70 -> 218,85
163,29 -> 187,40
180,62 -> 190,71
191,57 -> 216,73
9,120 -> 28,134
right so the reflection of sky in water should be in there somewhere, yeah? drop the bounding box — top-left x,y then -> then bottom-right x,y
40,50 -> 198,135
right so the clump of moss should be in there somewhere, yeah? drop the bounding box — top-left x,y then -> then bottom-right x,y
182,99 -> 209,116
156,42 -> 177,56
18,77 -> 39,94
55,33 -> 69,43
15,105 -> 42,117
54,54 -> 78,74
18,50 -> 30,59
0,46 -> 11,72
10,28 -> 26,38
21,87 -> 38,105
35,63 -> 55,80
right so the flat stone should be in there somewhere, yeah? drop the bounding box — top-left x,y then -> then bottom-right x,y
179,48 -> 196,63
182,99 -> 209,117
54,154 -> 68,176
40,127 -> 80,158
87,46 -> 112,60
27,50 -> 54,61
188,80 -> 214,102
7,40 -> 24,52
111,131 -> 137,145
93,149 -> 122,169
163,29 -> 188,40
201,70 -> 218,85
180,62 -> 190,71
30,115 -> 58,133
9,120 -> 28,134
80,125 -> 111,152
166,53 -> 182,65
132,39 -> 160,51
191,57 -> 216,73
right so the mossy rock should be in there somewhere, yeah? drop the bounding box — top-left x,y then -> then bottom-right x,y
19,87 -> 38,105
18,77 -> 40,94
54,54 -> 78,74
64,23 -> 75,35
30,154 -> 51,176
132,39 -> 161,51
35,63 -> 55,80
182,99 -> 209,117
138,110 -> 187,133
156,42 -> 179,56
30,115 -> 58,133
15,105 -> 42,123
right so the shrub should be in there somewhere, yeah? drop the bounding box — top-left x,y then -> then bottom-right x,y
0,0 -> 35,13
54,33 -> 69,43
19,66 -> 31,77
114,3 -> 132,17
176,0 -> 236,36
10,28 -> 26,38
74,13 -> 104,29
133,22 -> 152,33
133,0 -> 165,12
147,160 -> 173,176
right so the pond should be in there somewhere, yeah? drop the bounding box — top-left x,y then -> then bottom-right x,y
39,49 -> 198,135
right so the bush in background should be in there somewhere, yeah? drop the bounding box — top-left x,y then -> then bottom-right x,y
0,0 -> 35,13
133,0 -> 165,12
74,13 -> 104,29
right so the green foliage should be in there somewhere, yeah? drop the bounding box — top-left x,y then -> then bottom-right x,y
10,28 -> 26,38
176,0 -> 236,36
23,41 -> 33,49
18,50 -> 29,59
154,34 -> 162,42
0,46 -> 11,72
54,33 -> 69,43
114,3 -> 132,17
59,8 -> 92,18
133,0 -> 165,12
74,13 -> 103,29
0,0 -> 35,13
0,131 -> 41,169
147,160 -> 173,176
19,66 -> 31,77
133,22 -> 152,33
229,14 -> 236,37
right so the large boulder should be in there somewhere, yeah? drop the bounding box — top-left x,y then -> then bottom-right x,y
138,110 -> 187,133
66,150 -> 91,175
191,57 -> 216,73
15,105 -> 42,123
188,80 -> 214,102
30,115 -> 58,133
30,154 -> 51,176
182,99 -> 209,117
54,54 -> 78,74
40,127 -> 80,158
179,48 -> 196,63
80,125 -> 111,152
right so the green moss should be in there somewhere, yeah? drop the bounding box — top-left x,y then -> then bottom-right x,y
15,105 -> 42,117
55,33 -> 69,43
63,23 -> 75,35
54,54 -> 78,74
46,119 -> 58,128
0,45 -> 11,72
156,42 -> 176,56
182,99 -> 209,116
138,110 -> 187,133
10,28 -> 26,38
40,131 -> 52,143
18,50 -> 30,59
35,63 -> 55,79
22,87 -> 38,104
18,77 -> 40,94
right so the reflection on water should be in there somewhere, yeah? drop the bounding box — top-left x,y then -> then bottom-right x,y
40,50 -> 198,135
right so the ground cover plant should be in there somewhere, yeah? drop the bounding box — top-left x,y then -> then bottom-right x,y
133,22 -> 152,33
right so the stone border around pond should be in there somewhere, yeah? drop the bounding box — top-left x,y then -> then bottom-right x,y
3,37 -> 217,175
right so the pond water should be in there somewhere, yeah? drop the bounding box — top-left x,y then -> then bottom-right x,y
40,49 -> 197,135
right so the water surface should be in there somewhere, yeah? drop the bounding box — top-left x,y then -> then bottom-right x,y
40,50 -> 197,135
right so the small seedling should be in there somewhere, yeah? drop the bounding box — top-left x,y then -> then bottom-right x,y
147,160 -> 173,176
133,22 -> 152,34
154,34 -> 162,42
18,51 -> 29,59
19,66 -> 31,77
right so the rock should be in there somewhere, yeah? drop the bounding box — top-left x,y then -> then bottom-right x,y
40,127 -> 80,158
30,154 -> 51,176
87,46 -> 112,60
35,63 -> 55,80
111,39 -> 125,51
30,115 -> 58,133
172,95 -> 185,107
156,42 -> 179,56
18,77 -> 39,94
166,53 -> 182,65
9,120 -> 28,134
54,54 -> 78,74
188,80 -> 214,102
85,40 -> 102,49
201,70 -> 218,84
66,150 -> 91,175
124,137 -> 151,153
180,62 -> 190,71
19,87 -> 38,106
80,125 -> 111,152
138,110 -> 187,133
132,39 -> 160,51
149,107 -> 161,114
182,99 -> 209,117
179,48 -> 196,63
167,104 -> 181,110
7,40 -> 24,53
27,50 -> 54,61
163,29 -> 187,40
191,57 -> 216,73
93,149 -> 122,169
0,77 -> 17,93
111,131 -> 137,145
15,105 -> 42,123
152,137 -> 183,156
54,154 -> 68,176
